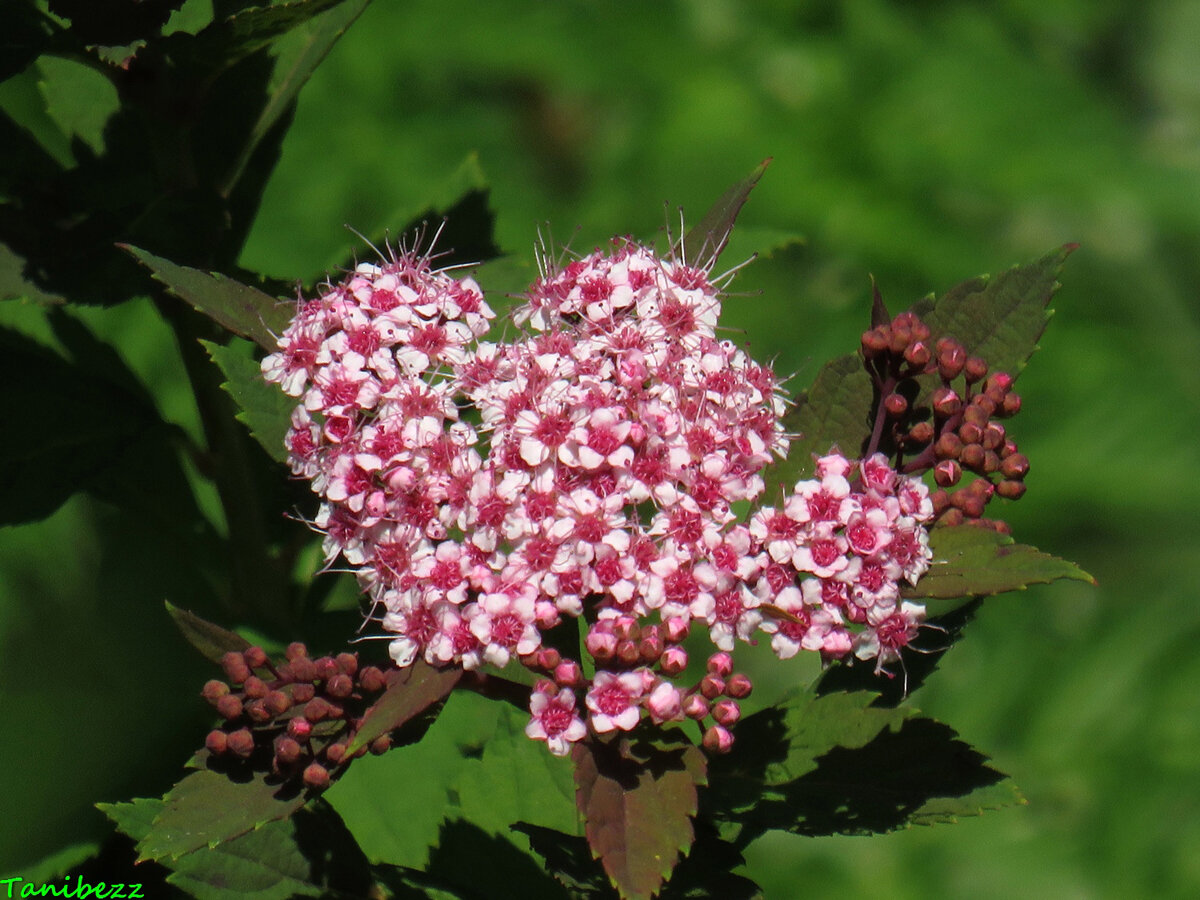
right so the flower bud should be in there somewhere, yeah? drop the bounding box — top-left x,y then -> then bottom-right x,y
612,616 -> 640,642
907,421 -> 934,445
287,717 -> 312,741
1000,453 -> 1029,479
537,647 -> 562,671
638,630 -> 664,663
702,725 -> 735,754
983,422 -> 1006,451
202,680 -> 230,705
964,356 -> 989,384
291,682 -> 316,704
961,443 -> 986,471
215,693 -> 243,721
683,694 -> 710,720
326,673 -> 354,699
931,489 -> 950,515
1000,392 -> 1022,417
931,387 -> 962,418
324,742 -> 347,765
227,728 -> 255,759
243,676 -> 268,700
712,698 -> 741,726
205,729 -> 228,755
616,640 -> 641,666
861,328 -> 889,358
289,656 -> 317,683
243,646 -> 269,670
305,697 -> 332,723
958,422 -> 983,446
221,651 -> 251,685
985,372 -> 1013,395
303,763 -> 331,790
936,338 -> 966,380
664,617 -> 690,643
315,656 -> 340,682
369,735 -> 392,755
934,459 -> 961,487
285,642 -> 308,661
941,508 -> 965,526
275,737 -> 302,766
700,674 -> 726,699
962,403 -> 990,427
585,628 -> 617,661
934,433 -> 963,460
889,322 -> 911,354
660,646 -> 688,675
997,479 -> 1027,500
904,341 -> 931,368
335,652 -> 359,676
707,652 -> 734,677
884,393 -> 908,417
359,666 -> 386,693
245,699 -> 272,723
554,659 -> 584,686
726,673 -> 754,699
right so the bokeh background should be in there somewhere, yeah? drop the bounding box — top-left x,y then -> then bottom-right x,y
3,0 -> 1199,895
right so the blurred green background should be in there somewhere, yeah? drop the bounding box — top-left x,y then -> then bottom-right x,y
3,0 -> 1199,895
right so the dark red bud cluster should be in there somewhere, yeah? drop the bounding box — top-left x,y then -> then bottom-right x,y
201,643 -> 393,791
683,653 -> 752,754
860,311 -> 932,363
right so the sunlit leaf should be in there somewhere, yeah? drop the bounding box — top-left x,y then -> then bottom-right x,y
573,729 -> 706,900
910,244 -> 1077,378
906,525 -> 1096,605
201,338 -> 293,464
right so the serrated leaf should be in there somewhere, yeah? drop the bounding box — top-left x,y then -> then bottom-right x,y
456,704 -> 581,839
165,601 -> 251,663
906,525 -> 1096,602
121,244 -> 291,351
105,797 -> 373,899
907,778 -> 1026,826
911,244 -> 1076,379
423,820 -> 568,900
223,0 -> 371,194
763,353 -> 872,494
344,661 -> 462,756
136,767 -> 308,862
573,729 -> 706,900
201,338 -> 294,464
710,708 -> 1012,841
681,159 -> 770,271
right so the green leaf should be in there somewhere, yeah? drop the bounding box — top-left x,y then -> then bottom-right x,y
681,158 -> 771,271
456,703 -> 581,839
121,244 -> 291,351
906,525 -> 1096,606
37,56 -> 120,158
165,601 -> 252,663
763,353 -> 872,493
707,695 -> 1014,841
223,0 -> 372,194
572,729 -> 707,900
135,765 -> 309,862
343,661 -> 462,756
911,244 -> 1077,378
201,338 -> 294,464
326,690 -> 499,868
906,778 -> 1026,827
103,797 -> 373,899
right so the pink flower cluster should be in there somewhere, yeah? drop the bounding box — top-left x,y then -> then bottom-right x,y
263,237 -> 934,756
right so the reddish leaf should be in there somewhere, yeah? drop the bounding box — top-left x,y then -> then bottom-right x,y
681,159 -> 771,271
573,729 -> 706,900
344,661 -> 462,755
165,601 -> 250,664
120,244 -> 291,351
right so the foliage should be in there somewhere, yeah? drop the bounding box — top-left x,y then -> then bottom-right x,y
0,1 -> 1139,898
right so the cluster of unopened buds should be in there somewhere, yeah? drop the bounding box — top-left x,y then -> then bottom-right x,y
861,310 -> 1029,532
202,643 -> 392,789
262,236 -> 941,756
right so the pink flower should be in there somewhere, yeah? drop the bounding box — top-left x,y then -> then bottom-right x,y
586,670 -> 650,733
526,686 -> 588,756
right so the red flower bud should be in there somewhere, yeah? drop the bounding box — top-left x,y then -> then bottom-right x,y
997,479 -> 1027,499
726,673 -> 753,699
700,674 -> 726,699
884,393 -> 908,417
303,762 -> 331,790
215,693 -> 243,722
964,356 -> 989,383
712,699 -> 741,726
702,725 -> 735,754
285,642 -> 308,661
934,459 -> 962,487
358,666 -> 386,693
1001,453 -> 1029,479
243,646 -> 269,670
932,387 -> 962,418
202,680 -> 230,705
205,729 -> 228,755
227,728 -> 255,759
335,652 -> 358,676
